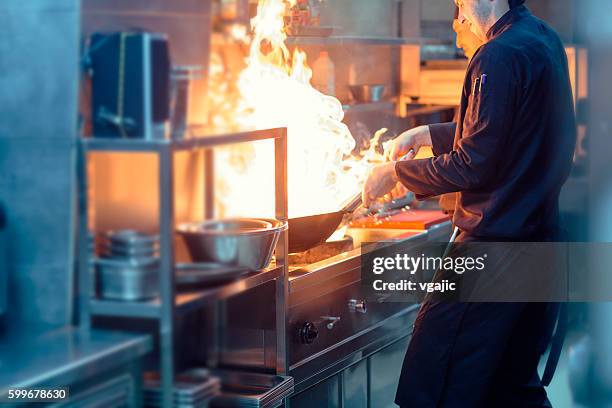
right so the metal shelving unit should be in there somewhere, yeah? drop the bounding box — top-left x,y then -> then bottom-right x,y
76,127 -> 289,408
89,264 -> 284,318
286,35 -> 452,47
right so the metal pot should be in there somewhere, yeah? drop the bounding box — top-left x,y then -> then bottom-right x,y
177,218 -> 287,271
97,257 -> 160,301
105,230 -> 159,250
101,243 -> 159,260
348,84 -> 386,103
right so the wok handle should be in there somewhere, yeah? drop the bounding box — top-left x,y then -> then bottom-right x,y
342,191 -> 363,213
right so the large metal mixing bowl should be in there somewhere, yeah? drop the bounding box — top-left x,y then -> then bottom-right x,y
177,218 -> 287,271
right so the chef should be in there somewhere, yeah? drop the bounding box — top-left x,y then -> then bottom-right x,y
362,0 -> 576,407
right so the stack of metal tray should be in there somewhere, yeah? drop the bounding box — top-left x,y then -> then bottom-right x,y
143,369 -> 221,408
208,371 -> 294,408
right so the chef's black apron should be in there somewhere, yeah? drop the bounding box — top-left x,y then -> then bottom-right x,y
395,231 -> 560,408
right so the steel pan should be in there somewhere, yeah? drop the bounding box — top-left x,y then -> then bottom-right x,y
288,193 -> 362,253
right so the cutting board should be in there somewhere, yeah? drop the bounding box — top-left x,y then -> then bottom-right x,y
350,209 -> 450,230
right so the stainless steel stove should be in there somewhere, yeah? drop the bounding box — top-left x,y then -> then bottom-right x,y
286,223 -> 452,393
215,221 -> 451,406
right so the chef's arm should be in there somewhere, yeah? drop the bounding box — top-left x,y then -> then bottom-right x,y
395,137 -> 503,199
429,122 -> 457,156
395,50 -> 516,199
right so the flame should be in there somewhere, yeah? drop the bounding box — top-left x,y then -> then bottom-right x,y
210,0 -> 387,219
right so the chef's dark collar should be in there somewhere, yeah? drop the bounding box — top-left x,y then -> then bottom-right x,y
486,5 -> 529,40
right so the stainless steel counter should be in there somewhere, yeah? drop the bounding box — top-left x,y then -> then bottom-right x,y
289,222 -> 451,299
0,327 -> 151,396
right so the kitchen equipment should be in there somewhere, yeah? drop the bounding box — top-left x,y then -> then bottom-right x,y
354,192 -> 415,219
209,370 -> 294,408
170,65 -> 202,140
349,209 -> 450,230
100,230 -> 160,260
177,218 -> 286,271
288,192 -> 362,253
348,84 -> 386,103
175,263 -> 249,287
106,230 -> 159,248
143,369 -> 221,408
104,244 -> 158,260
96,257 -> 159,301
283,223 -> 453,400
312,51 -> 335,95
89,31 -> 170,139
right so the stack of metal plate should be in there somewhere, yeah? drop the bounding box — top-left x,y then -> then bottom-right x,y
208,371 -> 294,408
143,369 -> 221,408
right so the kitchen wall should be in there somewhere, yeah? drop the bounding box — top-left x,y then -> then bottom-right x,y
0,0 -> 80,332
320,0 -> 398,37
420,0 -> 455,41
528,0 -> 576,43
319,0 -> 420,38
419,0 -> 577,43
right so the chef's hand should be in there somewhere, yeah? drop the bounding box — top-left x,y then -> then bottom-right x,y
362,162 -> 400,208
386,125 -> 432,161
390,182 -> 409,201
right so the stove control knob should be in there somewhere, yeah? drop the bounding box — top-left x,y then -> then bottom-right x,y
348,299 -> 367,314
300,322 -> 319,344
321,316 -> 341,330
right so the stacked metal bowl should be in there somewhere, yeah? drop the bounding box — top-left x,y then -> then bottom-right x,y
177,218 -> 287,271
96,230 -> 160,301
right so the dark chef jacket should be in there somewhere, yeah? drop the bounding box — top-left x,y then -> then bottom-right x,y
395,5 -> 576,241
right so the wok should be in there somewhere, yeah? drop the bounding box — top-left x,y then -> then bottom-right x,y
288,193 -> 362,253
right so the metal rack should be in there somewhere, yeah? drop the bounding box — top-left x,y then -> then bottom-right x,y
76,127 -> 289,408
285,35 -> 452,46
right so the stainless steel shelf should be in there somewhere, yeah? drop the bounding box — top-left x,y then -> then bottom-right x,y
0,327 -> 151,394
90,298 -> 161,318
82,127 -> 285,152
286,36 -> 452,46
175,264 -> 284,313
90,265 -> 284,319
